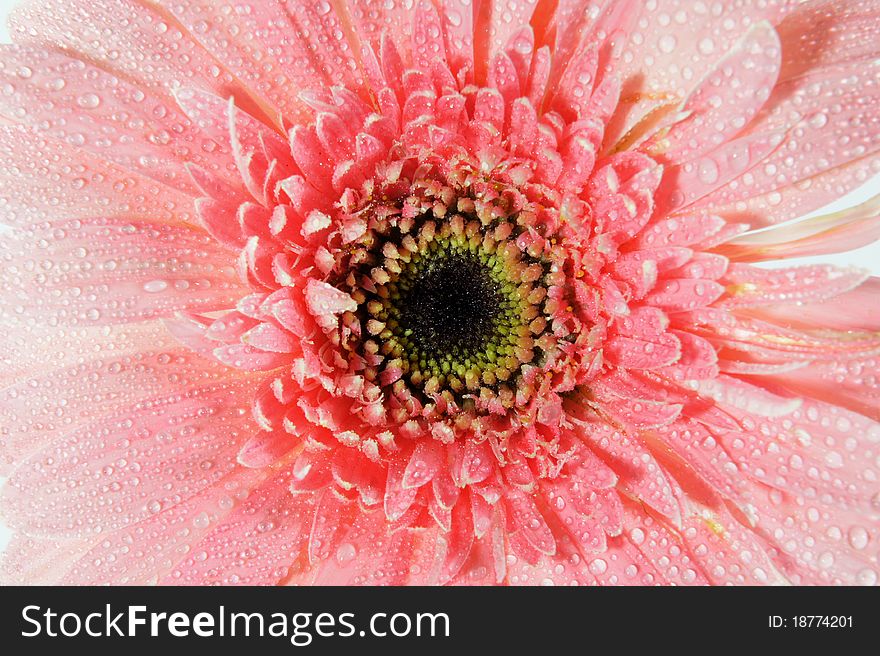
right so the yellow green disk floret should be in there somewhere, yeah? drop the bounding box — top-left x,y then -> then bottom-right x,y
355,212 -> 551,405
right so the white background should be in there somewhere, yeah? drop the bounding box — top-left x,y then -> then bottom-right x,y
0,0 -> 878,556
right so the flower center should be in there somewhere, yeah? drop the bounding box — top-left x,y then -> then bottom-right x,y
344,210 -> 555,408
393,248 -> 505,360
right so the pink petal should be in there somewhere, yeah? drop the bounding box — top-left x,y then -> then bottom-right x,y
402,440 -> 444,489
716,397 -> 880,515
0,345 -> 242,476
1,218 -> 246,325
435,500 -> 475,584
309,488 -> 355,564
411,0 -> 449,70
241,321 -> 299,353
745,485 -> 879,585
9,0 -> 285,128
166,469 -> 312,585
635,213 -> 727,249
662,330 -> 719,381
657,22 -> 781,164
504,487 -> 556,556
765,355 -> 880,422
553,41 -> 599,120
717,194 -> 880,262
643,277 -> 725,311
719,263 -> 869,308
694,375 -> 802,418
697,63 -> 880,224
213,344 -> 293,371
664,128 -> 786,211
652,419 -> 745,503
602,0 -> 794,147
0,44 -> 235,194
300,510 -> 433,585
581,423 -> 683,526
0,126 -> 195,227
1,535 -> 92,585
605,306 -> 682,369
2,382 -> 259,537
384,453 -> 420,521
237,429 -> 298,469
684,306 -> 880,363
746,276 -> 880,333
542,479 -> 607,555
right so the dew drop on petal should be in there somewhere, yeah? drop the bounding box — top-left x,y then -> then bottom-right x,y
336,543 -> 357,565
143,279 -> 169,293
658,35 -> 677,54
77,93 -> 101,109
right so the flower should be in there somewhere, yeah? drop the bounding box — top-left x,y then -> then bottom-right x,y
1,0 -> 879,586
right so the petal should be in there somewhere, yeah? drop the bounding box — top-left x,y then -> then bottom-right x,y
720,263 -> 869,308
715,397 -> 880,515
0,535 -> 93,585
300,510 -> 435,585
504,487 -> 556,556
59,468 -> 266,585
1,218 -> 246,325
744,276 -> 880,333
0,126 -> 195,228
166,469 -> 313,585
1,381 -> 258,537
694,375 -> 802,418
606,0 -> 795,132
656,22 -> 781,164
241,322 -> 300,353
635,213 -> 727,249
384,452 -> 420,521
8,0 -> 279,128
163,0 -> 362,126
663,128 -> 786,211
747,485 -> 879,585
0,346 -> 243,475
0,45 -> 237,194
681,507 -> 788,585
304,279 -> 358,330
765,355 -> 880,422
643,278 -> 725,311
581,422 -> 683,526
237,429 -> 299,469
435,499 -> 475,584
696,29 -> 880,225
213,343 -> 294,371
684,307 -> 880,362
402,440 -> 443,489
605,329 -> 682,370
716,194 -> 880,262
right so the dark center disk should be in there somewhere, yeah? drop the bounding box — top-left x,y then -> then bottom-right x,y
396,252 -> 504,360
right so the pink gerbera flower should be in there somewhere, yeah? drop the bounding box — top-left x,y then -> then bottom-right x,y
1,0 -> 879,586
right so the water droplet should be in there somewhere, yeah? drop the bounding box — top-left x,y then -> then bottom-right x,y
856,568 -> 878,586
658,35 -> 677,54
698,158 -> 720,184
847,526 -> 869,550
193,512 -> 210,529
630,528 -> 646,545
336,543 -> 357,564
824,451 -> 843,469
808,112 -> 828,129
77,93 -> 101,109
143,279 -> 169,293
698,37 -> 715,55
